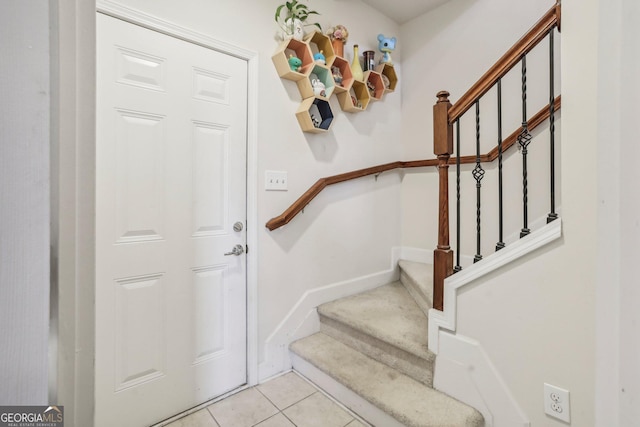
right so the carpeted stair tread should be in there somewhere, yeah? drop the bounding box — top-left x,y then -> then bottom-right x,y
318,281 -> 430,361
399,260 -> 433,316
291,332 -> 484,427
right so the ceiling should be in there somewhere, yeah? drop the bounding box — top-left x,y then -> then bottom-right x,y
360,0 -> 452,24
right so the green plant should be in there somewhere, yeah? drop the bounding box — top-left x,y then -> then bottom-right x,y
275,0 -> 321,35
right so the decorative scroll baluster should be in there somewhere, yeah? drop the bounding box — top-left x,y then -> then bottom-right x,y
496,80 -> 505,251
518,54 -> 532,238
472,101 -> 485,263
454,119 -> 462,273
547,29 -> 558,223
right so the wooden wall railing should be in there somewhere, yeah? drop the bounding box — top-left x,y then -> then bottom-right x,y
431,2 -> 561,311
265,161 -> 430,231
265,96 -> 560,232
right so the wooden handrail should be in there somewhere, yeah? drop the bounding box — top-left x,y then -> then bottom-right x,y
266,161 -> 416,231
448,3 -> 560,123
265,97 -> 560,231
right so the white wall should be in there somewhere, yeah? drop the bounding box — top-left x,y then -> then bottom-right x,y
401,0 -> 597,426
100,0 -> 403,379
596,0 -> 640,425
0,1 -> 51,405
617,0 -> 640,421
595,0 -> 621,425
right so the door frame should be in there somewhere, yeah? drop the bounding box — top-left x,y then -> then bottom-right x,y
56,2 -> 259,425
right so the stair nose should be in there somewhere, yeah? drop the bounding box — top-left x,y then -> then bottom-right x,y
399,260 -> 433,316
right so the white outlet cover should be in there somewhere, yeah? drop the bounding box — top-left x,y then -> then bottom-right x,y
544,383 -> 570,423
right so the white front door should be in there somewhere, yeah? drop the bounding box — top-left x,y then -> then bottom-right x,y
95,13 -> 248,427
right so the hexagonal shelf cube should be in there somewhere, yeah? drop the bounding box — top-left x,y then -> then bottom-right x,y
329,56 -> 353,94
272,39 -> 314,81
336,80 -> 371,113
365,71 -> 385,101
296,64 -> 335,101
375,63 -> 398,93
304,31 -> 335,67
296,97 -> 334,133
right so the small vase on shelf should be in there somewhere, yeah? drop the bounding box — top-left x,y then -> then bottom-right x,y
363,50 -> 375,71
332,39 -> 344,57
351,44 -> 364,82
327,25 -> 349,57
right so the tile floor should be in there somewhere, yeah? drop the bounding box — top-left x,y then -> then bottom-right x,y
164,372 -> 370,427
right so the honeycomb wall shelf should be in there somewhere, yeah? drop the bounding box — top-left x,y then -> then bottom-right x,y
330,57 -> 353,94
272,39 -> 314,81
337,80 -> 371,113
375,63 -> 398,93
304,31 -> 336,67
274,31 -> 398,133
296,64 -> 336,100
365,70 -> 385,101
296,98 -> 334,133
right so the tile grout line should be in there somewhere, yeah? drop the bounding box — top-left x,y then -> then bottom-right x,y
279,410 -> 298,427
256,371 -> 361,426
163,370 -> 371,427
249,411 -> 293,427
252,386 -> 300,426
254,374 -> 320,426
290,371 -> 371,426
206,406 -> 221,427
154,384 -> 251,426
255,382 -> 318,414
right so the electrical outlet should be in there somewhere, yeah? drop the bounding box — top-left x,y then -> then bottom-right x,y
265,170 -> 288,191
544,383 -> 570,423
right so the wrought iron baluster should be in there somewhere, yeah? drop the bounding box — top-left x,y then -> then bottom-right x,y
454,119 -> 462,273
496,79 -> 505,251
547,29 -> 558,223
473,101 -> 485,263
518,54 -> 532,238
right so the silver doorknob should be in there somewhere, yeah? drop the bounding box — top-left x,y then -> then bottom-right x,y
224,244 -> 245,256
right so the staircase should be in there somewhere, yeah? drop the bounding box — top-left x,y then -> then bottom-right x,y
269,5 -> 562,426
290,261 -> 484,427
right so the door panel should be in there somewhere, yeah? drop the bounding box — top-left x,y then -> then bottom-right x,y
96,13 -> 248,427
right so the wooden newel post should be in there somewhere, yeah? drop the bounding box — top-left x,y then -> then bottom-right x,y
433,91 -> 454,311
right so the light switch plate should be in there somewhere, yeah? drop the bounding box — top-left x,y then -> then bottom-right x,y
265,170 -> 288,191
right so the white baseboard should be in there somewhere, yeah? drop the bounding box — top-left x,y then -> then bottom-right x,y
258,247 -> 403,381
434,332 -> 530,427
